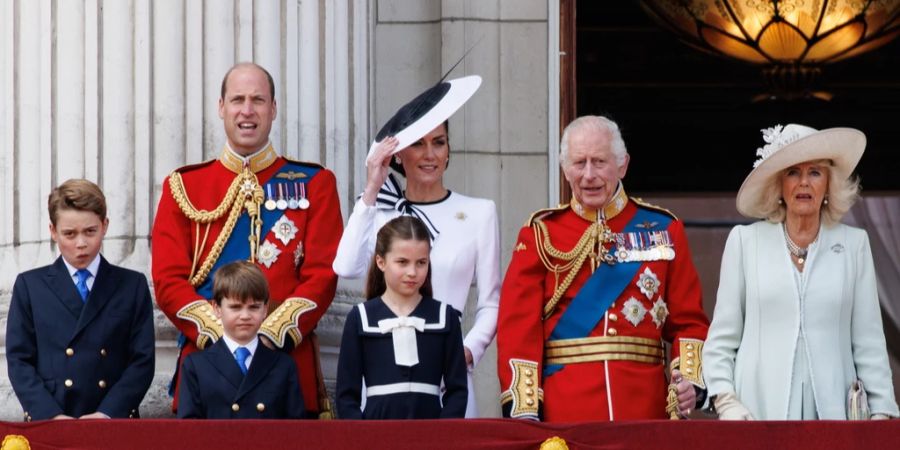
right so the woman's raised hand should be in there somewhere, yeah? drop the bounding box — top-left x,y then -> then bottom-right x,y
362,136 -> 399,206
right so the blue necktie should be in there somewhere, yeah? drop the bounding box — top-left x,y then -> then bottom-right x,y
235,347 -> 250,375
75,269 -> 91,303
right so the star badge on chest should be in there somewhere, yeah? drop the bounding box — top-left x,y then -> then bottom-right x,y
272,215 -> 298,246
650,297 -> 669,329
637,267 -> 660,299
258,240 -> 281,268
621,297 -> 647,327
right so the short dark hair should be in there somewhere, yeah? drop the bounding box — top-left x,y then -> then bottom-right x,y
48,179 -> 107,226
212,261 -> 270,305
220,62 -> 276,101
365,216 -> 433,300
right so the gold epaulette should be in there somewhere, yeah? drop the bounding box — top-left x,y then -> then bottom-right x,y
176,300 -> 224,349
258,297 -> 317,348
524,204 -> 569,227
670,338 -> 705,389
499,359 -> 543,418
631,197 -> 678,220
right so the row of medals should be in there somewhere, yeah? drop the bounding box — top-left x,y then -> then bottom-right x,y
613,231 -> 675,263
264,181 -> 310,211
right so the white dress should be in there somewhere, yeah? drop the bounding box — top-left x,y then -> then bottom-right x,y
332,181 -> 501,418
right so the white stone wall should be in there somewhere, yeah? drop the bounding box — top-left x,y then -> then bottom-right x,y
0,0 -> 554,420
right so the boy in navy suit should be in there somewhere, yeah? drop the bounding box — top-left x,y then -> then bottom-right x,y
177,261 -> 305,419
6,179 -> 155,421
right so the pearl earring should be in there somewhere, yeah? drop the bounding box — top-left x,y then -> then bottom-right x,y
823,197 -> 829,205
394,155 -> 402,165
778,198 -> 783,205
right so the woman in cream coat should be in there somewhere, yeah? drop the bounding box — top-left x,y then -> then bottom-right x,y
703,124 -> 899,420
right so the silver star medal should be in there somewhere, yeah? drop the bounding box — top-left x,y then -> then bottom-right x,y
650,298 -> 669,329
258,240 -> 281,268
621,297 -> 647,327
272,216 -> 299,246
637,267 -> 660,300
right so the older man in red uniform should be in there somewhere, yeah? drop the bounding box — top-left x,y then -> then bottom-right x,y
152,62 -> 342,417
497,115 -> 709,422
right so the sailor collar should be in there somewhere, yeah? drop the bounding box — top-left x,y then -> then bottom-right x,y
219,142 -> 278,174
570,182 -> 628,222
357,299 -> 450,334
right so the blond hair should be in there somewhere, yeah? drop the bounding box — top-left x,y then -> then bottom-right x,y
760,159 -> 860,225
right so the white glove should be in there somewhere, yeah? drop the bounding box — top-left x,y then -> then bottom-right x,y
714,391 -> 755,420
871,414 -> 891,420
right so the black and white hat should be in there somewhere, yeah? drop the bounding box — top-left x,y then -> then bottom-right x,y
366,75 -> 482,173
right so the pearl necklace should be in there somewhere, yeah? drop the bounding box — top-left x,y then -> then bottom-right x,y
783,223 -> 818,265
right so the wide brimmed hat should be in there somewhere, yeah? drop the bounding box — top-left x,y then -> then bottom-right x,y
736,124 -> 865,219
366,75 -> 482,172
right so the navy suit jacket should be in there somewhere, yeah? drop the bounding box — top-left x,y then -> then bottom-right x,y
6,255 -> 156,420
177,337 -> 305,419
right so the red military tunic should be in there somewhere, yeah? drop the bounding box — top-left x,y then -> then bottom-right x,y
497,185 -> 709,422
152,144 -> 342,415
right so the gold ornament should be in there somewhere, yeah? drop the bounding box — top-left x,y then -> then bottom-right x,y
1,435 -> 31,450
540,436 -> 569,450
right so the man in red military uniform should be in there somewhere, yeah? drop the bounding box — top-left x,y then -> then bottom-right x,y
497,115 -> 709,422
152,62 -> 342,417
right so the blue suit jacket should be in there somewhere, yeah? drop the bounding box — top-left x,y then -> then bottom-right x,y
6,255 -> 156,420
177,337 -> 305,419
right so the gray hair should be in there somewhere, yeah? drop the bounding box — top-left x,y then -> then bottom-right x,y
559,115 -> 628,167
760,159 -> 861,226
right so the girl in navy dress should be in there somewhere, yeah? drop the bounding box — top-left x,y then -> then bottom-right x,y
336,216 -> 467,419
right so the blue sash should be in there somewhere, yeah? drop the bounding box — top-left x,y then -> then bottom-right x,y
543,207 -> 672,377
195,162 -> 320,298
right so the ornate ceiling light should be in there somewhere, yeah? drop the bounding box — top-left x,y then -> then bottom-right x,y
640,0 -> 900,100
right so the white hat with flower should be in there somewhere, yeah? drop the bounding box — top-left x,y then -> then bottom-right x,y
736,124 -> 865,219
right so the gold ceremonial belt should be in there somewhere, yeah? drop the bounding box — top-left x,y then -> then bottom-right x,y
545,336 -> 664,366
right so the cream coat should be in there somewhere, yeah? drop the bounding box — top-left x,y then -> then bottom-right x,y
704,221 -> 899,419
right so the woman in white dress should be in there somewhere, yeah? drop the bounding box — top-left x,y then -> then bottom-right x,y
703,123 -> 899,420
333,76 -> 499,418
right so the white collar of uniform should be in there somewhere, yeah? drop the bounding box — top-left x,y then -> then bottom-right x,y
221,333 -> 259,356
62,253 -> 101,279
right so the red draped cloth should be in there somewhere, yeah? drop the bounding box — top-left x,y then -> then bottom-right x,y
2,419 -> 898,449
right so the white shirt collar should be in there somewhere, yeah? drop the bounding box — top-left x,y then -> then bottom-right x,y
221,333 -> 259,356
62,254 -> 101,279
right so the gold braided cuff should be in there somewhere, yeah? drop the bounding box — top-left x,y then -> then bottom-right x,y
258,297 -> 317,348
670,338 -> 705,389
500,359 -> 543,418
176,300 -> 224,349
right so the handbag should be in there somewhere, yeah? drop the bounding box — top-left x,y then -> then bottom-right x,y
847,379 -> 870,420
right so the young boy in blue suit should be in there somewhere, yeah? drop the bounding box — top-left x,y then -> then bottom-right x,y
177,261 -> 305,419
6,179 -> 155,421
